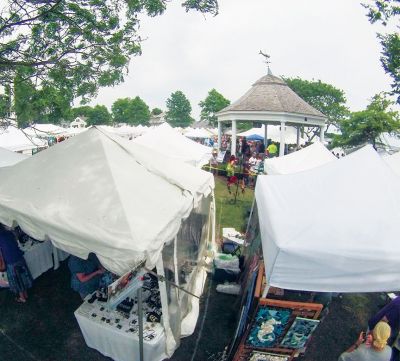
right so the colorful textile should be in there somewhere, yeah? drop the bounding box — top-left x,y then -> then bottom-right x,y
6,259 -> 33,294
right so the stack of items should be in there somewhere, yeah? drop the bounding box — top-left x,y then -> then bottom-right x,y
213,228 -> 244,295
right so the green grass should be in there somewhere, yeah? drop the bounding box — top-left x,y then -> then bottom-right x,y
214,176 -> 254,240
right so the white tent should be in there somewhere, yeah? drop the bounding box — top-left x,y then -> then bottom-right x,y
24,124 -> 67,138
0,126 -> 215,356
264,142 -> 337,174
0,146 -> 29,168
0,126 -> 214,275
0,126 -> 47,154
255,145 -> 400,293
383,151 -> 400,177
184,128 -> 213,139
134,123 -> 212,168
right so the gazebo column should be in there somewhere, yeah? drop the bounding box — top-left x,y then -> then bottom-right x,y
231,120 -> 237,156
320,125 -> 326,143
279,121 -> 285,157
296,127 -> 301,149
217,121 -> 222,150
264,124 -> 268,146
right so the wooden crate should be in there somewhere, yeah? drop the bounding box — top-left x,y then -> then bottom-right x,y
233,298 -> 323,361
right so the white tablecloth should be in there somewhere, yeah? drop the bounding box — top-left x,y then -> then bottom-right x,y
75,298 -> 167,361
22,240 -> 53,280
52,245 -> 69,270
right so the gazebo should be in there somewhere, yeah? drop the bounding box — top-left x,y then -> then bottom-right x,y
217,69 -> 327,156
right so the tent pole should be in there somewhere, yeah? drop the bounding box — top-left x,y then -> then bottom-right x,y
261,285 -> 270,299
245,197 -> 256,237
138,287 -> 144,361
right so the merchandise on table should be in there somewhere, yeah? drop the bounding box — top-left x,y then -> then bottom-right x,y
249,351 -> 289,361
246,306 -> 292,348
279,317 -> 319,349
76,272 -> 163,341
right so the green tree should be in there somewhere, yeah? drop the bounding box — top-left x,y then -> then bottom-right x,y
86,105 -> 111,126
364,0 -> 400,103
112,97 -> 150,125
199,88 -> 230,127
151,107 -> 163,115
284,77 -> 349,141
130,96 -> 150,125
165,91 -> 193,127
0,0 -> 218,108
332,93 -> 400,149
112,98 -> 132,124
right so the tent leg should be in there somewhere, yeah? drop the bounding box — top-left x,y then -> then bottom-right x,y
138,287 -> 144,361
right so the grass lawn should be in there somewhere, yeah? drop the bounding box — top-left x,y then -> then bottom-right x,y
213,175 -> 254,240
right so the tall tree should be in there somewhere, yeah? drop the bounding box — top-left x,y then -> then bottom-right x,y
71,105 -> 93,119
364,0 -> 400,103
284,77 -> 349,141
86,105 -> 111,126
112,98 -> 132,124
332,93 -> 400,149
0,0 -> 218,123
130,96 -> 150,125
151,107 -> 163,115
112,97 -> 150,125
199,88 -> 230,127
165,91 -> 193,127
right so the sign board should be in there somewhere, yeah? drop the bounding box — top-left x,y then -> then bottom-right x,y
107,260 -> 145,310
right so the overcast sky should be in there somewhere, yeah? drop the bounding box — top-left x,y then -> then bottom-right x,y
90,0 -> 393,120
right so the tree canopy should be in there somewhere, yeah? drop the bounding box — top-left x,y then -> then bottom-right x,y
284,77 -> 349,141
165,90 -> 193,127
0,0 -> 218,124
86,105 -> 111,126
199,88 -> 230,127
332,93 -> 400,149
364,0 -> 400,103
111,97 -> 150,125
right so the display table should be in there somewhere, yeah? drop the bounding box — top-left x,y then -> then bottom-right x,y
75,294 -> 167,361
21,240 -> 54,280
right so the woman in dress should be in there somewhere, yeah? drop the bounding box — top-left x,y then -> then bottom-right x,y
0,224 -> 33,303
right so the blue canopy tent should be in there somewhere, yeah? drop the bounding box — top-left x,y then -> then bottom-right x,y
246,134 -> 264,141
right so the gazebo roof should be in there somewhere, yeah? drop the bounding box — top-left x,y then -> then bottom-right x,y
220,72 -> 325,118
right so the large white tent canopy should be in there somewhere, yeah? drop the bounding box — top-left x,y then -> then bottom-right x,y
0,146 -> 29,168
0,127 -> 214,276
264,142 -> 337,175
383,151 -> 400,177
133,123 -> 212,168
255,145 -> 400,293
0,126 -> 47,153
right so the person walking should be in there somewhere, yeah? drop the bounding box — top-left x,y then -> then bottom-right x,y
0,224 -> 33,303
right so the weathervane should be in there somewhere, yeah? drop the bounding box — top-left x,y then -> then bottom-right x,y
259,50 -> 271,65
259,50 -> 272,75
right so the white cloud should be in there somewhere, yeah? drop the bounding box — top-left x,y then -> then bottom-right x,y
90,0 -> 393,119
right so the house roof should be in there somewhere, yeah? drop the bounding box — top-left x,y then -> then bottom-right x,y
220,73 -> 325,118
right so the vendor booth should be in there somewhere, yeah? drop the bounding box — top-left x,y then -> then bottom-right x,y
0,127 -> 215,361
255,145 -> 400,293
230,145 -> 400,360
